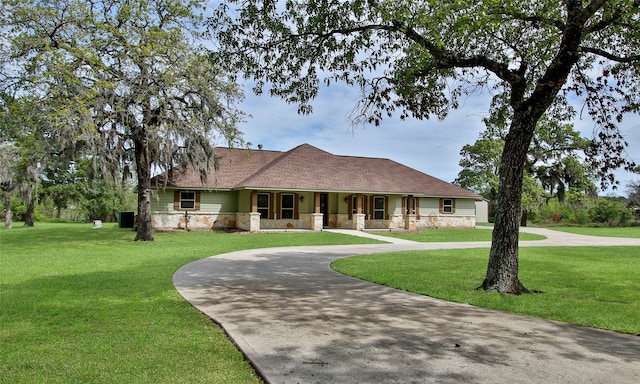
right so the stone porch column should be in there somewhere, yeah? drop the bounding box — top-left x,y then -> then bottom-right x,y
237,212 -> 261,232
353,213 -> 366,231
311,213 -> 323,231
249,212 -> 261,232
405,214 -> 417,231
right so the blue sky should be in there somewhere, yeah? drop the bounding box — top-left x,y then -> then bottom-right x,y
235,81 -> 639,197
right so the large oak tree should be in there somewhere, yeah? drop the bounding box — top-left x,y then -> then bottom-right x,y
212,0 -> 639,293
1,0 -> 245,240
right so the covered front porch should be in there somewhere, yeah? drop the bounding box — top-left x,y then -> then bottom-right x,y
239,190 -> 420,232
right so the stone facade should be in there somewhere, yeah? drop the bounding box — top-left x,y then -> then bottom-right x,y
417,215 -> 476,229
152,211 -> 476,232
236,212 -> 260,232
151,212 -> 237,231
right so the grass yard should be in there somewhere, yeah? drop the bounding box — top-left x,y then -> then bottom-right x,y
546,226 -> 640,238
332,246 -> 640,335
3,223 -> 638,383
372,227 -> 546,242
0,223 -> 379,384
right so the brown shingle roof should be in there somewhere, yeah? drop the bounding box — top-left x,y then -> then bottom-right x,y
153,144 -> 480,199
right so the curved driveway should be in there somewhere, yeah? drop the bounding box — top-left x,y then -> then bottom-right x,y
173,228 -> 640,384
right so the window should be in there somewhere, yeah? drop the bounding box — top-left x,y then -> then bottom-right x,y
257,193 -> 270,219
180,191 -> 196,210
174,191 -> 200,211
350,195 -> 367,219
281,194 -> 295,219
373,197 -> 385,219
404,197 -> 417,215
440,198 -> 455,214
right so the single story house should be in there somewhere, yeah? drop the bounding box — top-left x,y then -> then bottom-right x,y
151,143 -> 483,232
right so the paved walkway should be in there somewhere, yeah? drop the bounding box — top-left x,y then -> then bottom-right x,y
173,228 -> 640,384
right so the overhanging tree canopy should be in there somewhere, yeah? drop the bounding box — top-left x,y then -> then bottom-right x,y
212,0 -> 639,293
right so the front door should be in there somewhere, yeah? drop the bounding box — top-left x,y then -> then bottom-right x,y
320,193 -> 329,227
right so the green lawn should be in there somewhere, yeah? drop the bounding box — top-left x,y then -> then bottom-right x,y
332,246 -> 640,335
0,223 -> 379,384
545,226 -> 640,238
4,223 -> 638,384
372,227 -> 546,242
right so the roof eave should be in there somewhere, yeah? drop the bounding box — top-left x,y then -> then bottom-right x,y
152,185 -> 233,192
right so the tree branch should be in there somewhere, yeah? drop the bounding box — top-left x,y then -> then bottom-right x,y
581,46 -> 640,63
490,7 -> 566,31
390,21 -> 520,86
579,0 -> 609,24
286,18 -> 522,87
582,0 -> 640,34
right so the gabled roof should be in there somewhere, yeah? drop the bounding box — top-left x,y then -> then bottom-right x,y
153,144 -> 481,199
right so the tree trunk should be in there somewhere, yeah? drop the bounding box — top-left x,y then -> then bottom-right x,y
24,186 -> 35,227
480,116 -> 536,294
488,187 -> 497,223
134,135 -> 154,241
479,37 -> 577,293
3,192 -> 12,229
520,209 -> 528,227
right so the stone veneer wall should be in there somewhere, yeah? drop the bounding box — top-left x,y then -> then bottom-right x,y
416,215 -> 476,229
152,212 -> 237,231
328,214 -> 349,228
365,215 -> 476,230
257,213 -> 322,230
236,213 -> 260,232
152,212 -> 476,231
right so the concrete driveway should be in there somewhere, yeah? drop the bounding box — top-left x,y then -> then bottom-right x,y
173,228 -> 640,384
